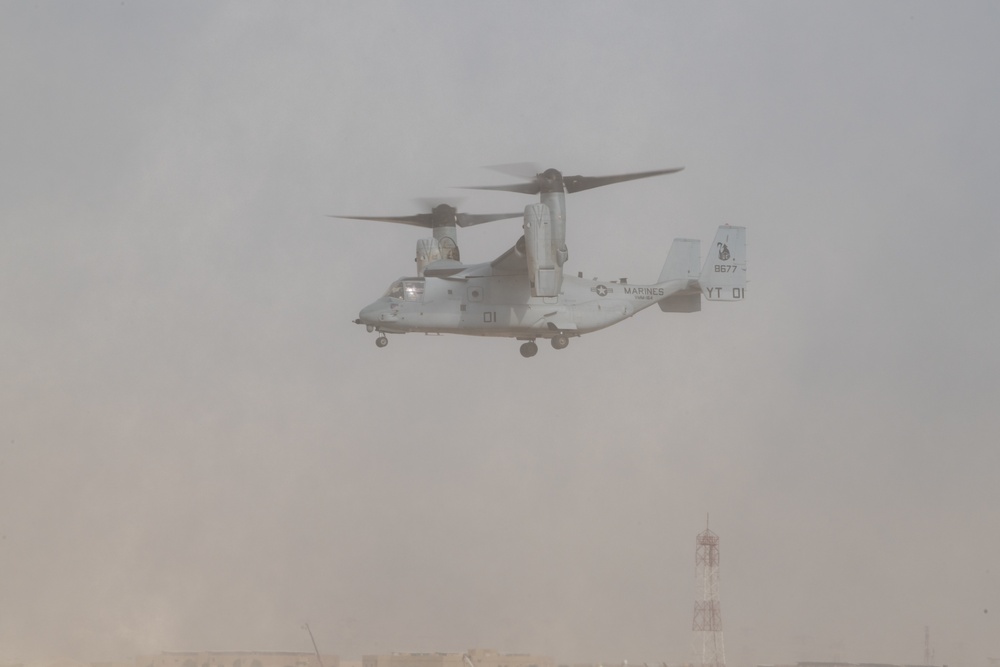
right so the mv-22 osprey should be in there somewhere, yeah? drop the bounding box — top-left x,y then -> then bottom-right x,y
339,165 -> 746,357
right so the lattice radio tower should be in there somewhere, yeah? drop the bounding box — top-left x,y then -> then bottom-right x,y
692,516 -> 725,667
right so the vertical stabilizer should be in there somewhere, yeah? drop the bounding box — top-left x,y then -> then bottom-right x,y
699,226 -> 746,301
659,238 -> 702,312
659,238 -> 701,282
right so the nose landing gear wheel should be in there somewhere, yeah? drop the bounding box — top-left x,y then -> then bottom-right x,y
519,341 -> 538,358
375,335 -> 388,348
551,334 -> 569,350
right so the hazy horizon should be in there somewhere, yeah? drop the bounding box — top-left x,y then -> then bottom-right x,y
1,2 -> 997,665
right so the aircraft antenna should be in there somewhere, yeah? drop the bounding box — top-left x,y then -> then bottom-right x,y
692,515 -> 726,667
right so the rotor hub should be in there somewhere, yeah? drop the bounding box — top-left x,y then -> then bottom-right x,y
538,169 -> 564,193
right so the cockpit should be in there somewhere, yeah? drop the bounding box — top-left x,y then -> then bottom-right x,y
382,278 -> 425,302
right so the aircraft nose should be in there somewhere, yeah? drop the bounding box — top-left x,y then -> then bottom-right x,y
358,302 -> 382,325
358,301 -> 396,325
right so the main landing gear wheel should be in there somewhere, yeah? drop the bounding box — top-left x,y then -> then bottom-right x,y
375,335 -> 388,348
519,341 -> 538,358
551,334 -> 569,350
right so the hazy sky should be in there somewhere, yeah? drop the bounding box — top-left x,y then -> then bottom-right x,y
2,2 -> 998,665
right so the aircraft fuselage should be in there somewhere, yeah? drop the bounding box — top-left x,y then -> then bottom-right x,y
358,268 -> 694,340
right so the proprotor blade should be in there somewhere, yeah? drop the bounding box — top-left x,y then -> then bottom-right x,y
486,162 -> 541,179
460,181 -> 543,195
461,168 -> 565,194
456,212 -> 523,227
332,204 -> 521,229
463,166 -> 684,195
330,213 -> 436,228
562,167 -> 685,193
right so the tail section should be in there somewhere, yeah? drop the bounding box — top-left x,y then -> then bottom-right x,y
698,225 -> 746,301
658,238 -> 702,312
658,238 -> 701,282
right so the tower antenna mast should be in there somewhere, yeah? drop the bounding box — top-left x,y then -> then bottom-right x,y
692,515 -> 725,667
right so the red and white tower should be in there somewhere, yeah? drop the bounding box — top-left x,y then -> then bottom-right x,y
692,516 -> 725,667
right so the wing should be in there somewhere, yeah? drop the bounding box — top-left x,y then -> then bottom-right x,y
489,235 -> 529,276
422,259 -> 467,278
421,237 -> 528,280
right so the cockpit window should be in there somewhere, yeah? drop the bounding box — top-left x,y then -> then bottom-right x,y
403,280 -> 424,301
383,279 -> 424,301
383,281 -> 404,299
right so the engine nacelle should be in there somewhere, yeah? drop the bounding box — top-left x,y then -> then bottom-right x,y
415,237 -> 441,276
523,203 -> 563,297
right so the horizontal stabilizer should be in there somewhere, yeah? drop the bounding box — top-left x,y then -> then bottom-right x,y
659,293 -> 701,313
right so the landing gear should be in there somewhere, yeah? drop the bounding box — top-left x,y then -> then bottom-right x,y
375,335 -> 388,348
551,334 -> 569,350
519,341 -> 538,358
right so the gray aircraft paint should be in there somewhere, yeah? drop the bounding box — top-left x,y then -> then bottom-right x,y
354,166 -> 742,354
357,222 -> 746,351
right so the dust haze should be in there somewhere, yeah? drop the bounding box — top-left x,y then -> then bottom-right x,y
1,2 -> 998,666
